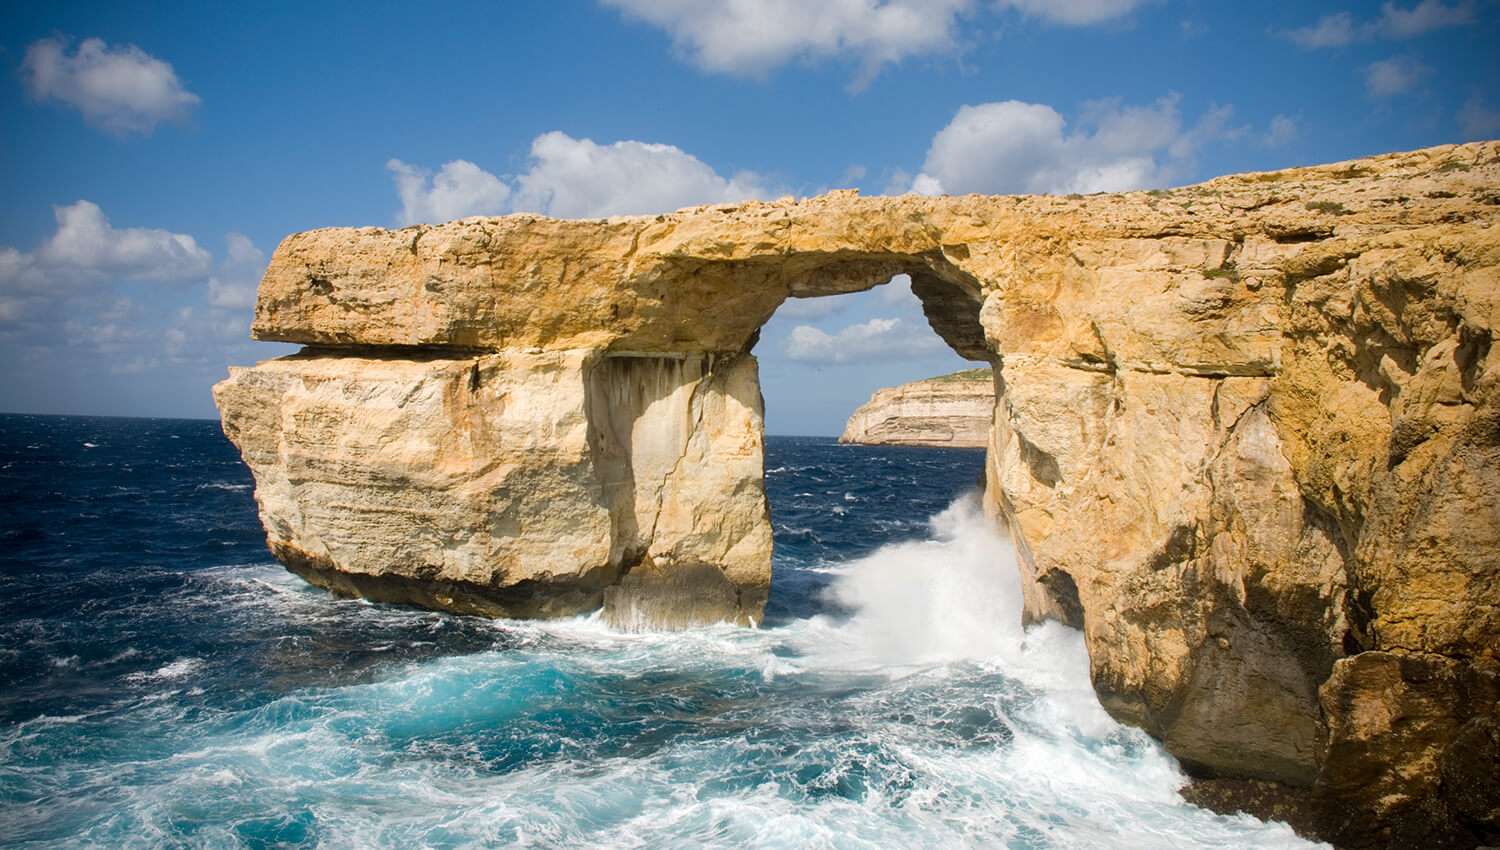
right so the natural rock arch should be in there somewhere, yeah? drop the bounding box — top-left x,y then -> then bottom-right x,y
217,143 -> 1500,848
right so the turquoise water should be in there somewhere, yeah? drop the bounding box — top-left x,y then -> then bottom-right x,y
0,417 -> 1320,848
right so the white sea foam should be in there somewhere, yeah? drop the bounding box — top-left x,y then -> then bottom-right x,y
194,481 -> 251,492
125,657 -> 206,682
7,496 -> 1325,849
807,492 -> 1022,669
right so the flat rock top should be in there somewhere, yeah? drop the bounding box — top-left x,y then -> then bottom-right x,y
251,142 -> 1500,355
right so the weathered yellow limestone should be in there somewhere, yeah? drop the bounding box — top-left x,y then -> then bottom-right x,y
217,142 -> 1499,847
840,372 -> 995,447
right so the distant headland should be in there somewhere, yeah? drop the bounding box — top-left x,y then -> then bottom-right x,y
839,368 -> 993,448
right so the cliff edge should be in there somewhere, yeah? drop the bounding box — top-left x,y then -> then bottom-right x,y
218,142 -> 1500,848
840,369 -> 993,447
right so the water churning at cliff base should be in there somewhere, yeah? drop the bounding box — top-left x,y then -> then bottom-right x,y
0,419 -> 1320,848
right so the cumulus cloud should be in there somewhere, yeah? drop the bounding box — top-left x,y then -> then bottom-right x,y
206,278 -> 257,311
1275,2 -> 1472,48
224,232 -> 263,267
775,273 -> 917,321
1363,55 -> 1430,97
910,95 -> 1232,196
512,132 -> 777,218
389,132 -> 779,223
19,37 -> 200,136
0,203 -> 252,340
387,159 -> 512,226
1263,114 -> 1299,147
601,0 -> 1157,83
776,297 -> 850,321
1375,0 -> 1474,36
996,0 -> 1153,26
879,273 -> 920,306
601,0 -> 974,84
1459,97 -> 1500,141
23,201 -> 212,286
206,233 -> 265,310
782,316 -> 946,363
0,207 -> 288,415
1276,12 -> 1358,48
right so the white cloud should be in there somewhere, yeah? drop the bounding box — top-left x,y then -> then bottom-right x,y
224,232 -> 264,267
391,132 -> 780,223
911,173 -> 945,196
513,132 -> 777,218
387,159 -> 512,226
0,247 -> 45,296
1458,98 -> 1500,140
1375,0 -> 1473,37
0,209 -> 261,358
601,0 -> 974,84
837,164 -> 867,187
206,278 -> 257,310
0,209 -> 288,413
110,355 -> 159,375
20,37 -> 200,137
775,273 -> 916,321
1263,114 -> 1298,147
911,96 -> 1230,196
782,316 -> 946,363
32,201 -> 211,285
775,297 -> 849,321
206,233 -> 266,310
1179,19 -> 1209,38
1276,2 -> 1472,48
1277,12 -> 1358,48
601,0 -> 1157,83
879,273 -> 920,306
1363,55 -> 1429,97
914,101 -> 1065,196
996,0 -> 1153,26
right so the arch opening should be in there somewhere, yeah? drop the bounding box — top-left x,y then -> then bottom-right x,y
749,257 -> 994,439
736,261 -> 997,625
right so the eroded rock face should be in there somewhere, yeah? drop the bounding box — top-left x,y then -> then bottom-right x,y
215,347 -> 771,625
218,141 -> 1500,847
840,371 -> 995,448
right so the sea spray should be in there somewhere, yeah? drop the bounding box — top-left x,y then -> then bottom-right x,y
0,423 -> 1325,848
814,492 -> 1024,667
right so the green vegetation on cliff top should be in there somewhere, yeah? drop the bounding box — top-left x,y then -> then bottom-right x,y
923,367 -> 993,383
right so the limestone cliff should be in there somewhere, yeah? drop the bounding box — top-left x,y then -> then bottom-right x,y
840,369 -> 994,447
218,142 -> 1500,848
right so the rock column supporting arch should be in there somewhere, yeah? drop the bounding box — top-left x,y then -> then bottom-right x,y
216,142 -> 1500,848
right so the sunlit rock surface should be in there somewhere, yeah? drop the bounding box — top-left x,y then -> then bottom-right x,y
218,142 -> 1500,848
840,369 -> 994,448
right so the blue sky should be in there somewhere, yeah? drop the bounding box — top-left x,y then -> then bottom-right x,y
2,0 -> 1495,434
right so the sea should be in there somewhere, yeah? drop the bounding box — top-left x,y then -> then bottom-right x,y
0,414 -> 1322,849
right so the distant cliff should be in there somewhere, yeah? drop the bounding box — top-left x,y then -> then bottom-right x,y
840,369 -> 993,448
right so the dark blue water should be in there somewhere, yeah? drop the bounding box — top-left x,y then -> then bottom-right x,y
0,415 -> 1317,848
